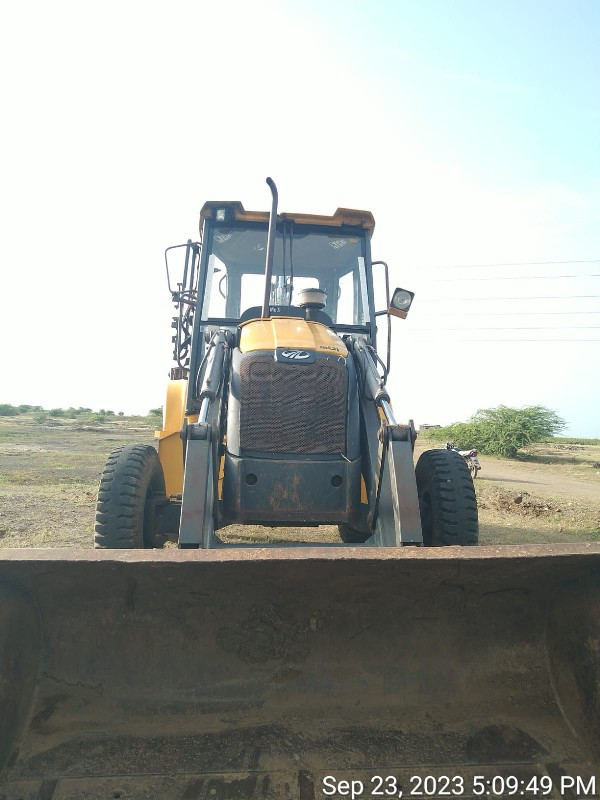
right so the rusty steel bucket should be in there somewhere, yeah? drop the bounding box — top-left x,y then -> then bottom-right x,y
1,545 -> 599,799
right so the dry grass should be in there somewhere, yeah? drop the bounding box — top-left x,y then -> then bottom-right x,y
0,415 -> 598,548
0,415 -> 155,548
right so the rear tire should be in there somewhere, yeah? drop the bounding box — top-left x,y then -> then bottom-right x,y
94,444 -> 166,549
338,523 -> 370,544
415,449 -> 478,546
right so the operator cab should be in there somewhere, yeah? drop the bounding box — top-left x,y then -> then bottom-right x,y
196,202 -> 376,337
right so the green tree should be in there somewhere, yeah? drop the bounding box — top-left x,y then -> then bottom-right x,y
0,404 -> 18,416
438,405 -> 566,459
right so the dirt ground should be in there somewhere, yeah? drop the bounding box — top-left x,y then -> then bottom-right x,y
415,439 -> 600,546
469,447 -> 600,502
0,415 -> 598,547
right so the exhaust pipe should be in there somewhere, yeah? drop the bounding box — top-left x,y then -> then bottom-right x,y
261,177 -> 278,319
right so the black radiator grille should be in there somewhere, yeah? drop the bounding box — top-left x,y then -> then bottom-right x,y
239,352 -> 347,454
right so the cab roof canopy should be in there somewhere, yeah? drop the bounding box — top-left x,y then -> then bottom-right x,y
200,201 -> 375,235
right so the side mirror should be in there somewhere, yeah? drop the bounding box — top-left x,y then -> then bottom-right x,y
388,287 -> 415,319
164,240 -> 201,301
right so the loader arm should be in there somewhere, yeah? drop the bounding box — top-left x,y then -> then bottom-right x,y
178,329 -> 231,548
349,336 -> 423,545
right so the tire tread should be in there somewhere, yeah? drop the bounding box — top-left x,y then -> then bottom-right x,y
415,449 -> 479,546
94,444 -> 165,549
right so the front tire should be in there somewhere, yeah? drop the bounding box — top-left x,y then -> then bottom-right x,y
94,444 -> 166,549
415,449 -> 478,546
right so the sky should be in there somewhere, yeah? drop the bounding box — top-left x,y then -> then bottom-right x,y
1,0 -> 599,435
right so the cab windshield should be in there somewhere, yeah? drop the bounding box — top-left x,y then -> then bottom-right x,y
201,223 -> 370,327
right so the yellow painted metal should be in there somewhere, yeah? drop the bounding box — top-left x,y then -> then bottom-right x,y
239,317 -> 347,357
360,475 -> 368,504
155,380 -> 198,497
218,454 -> 225,500
200,201 -> 375,233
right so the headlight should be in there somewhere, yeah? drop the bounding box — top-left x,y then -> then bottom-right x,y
388,287 -> 415,318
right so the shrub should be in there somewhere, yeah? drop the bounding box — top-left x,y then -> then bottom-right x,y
148,406 -> 163,416
49,408 -> 65,417
66,407 -> 88,417
437,405 -> 566,459
64,406 -> 91,417
0,404 -> 19,416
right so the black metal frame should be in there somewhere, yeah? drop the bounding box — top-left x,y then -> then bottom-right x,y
164,240 -> 201,376
372,260 -> 392,375
185,216 -> 378,414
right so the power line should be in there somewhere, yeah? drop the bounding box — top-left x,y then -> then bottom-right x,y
414,310 -> 600,316
433,274 -> 600,282
421,294 -> 600,301
420,259 -> 600,270
407,338 -> 600,342
411,326 -> 600,331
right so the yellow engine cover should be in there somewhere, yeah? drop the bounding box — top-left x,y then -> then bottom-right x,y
239,317 -> 347,357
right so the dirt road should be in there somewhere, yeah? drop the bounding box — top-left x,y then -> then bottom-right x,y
414,441 -> 600,504
476,457 -> 600,502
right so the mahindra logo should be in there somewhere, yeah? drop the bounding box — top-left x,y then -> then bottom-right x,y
281,350 -> 311,360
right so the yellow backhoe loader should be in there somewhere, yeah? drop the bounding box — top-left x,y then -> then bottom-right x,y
1,179 -> 598,798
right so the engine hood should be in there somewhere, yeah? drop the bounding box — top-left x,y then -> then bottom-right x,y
239,317 -> 347,357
